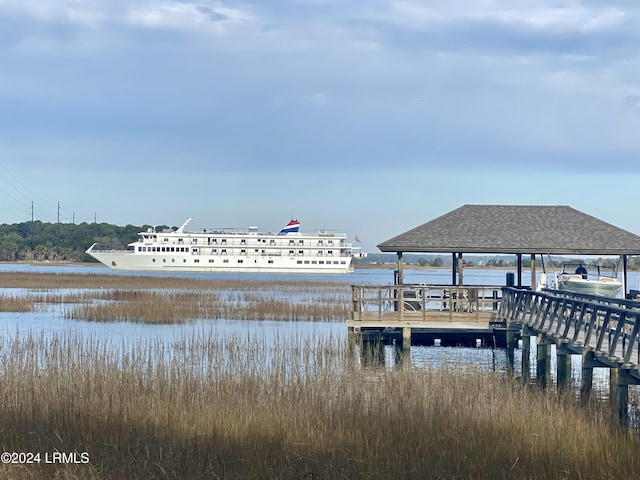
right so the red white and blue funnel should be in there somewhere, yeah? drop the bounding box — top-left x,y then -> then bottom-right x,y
279,219 -> 300,234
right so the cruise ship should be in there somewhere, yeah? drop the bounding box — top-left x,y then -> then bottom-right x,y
86,218 -> 361,274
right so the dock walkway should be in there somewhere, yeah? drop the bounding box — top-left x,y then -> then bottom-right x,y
501,286 -> 640,426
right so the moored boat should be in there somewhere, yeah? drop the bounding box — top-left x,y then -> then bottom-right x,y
86,218 -> 360,274
552,263 -> 622,297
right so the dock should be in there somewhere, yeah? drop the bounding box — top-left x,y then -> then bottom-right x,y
347,283 -> 510,347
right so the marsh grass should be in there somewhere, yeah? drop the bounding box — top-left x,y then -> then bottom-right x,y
0,332 -> 639,479
0,272 -> 351,323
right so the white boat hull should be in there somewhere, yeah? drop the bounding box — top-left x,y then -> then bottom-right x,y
556,275 -> 622,297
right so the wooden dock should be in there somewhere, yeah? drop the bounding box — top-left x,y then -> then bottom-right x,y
348,283 -> 640,426
501,286 -> 640,426
347,284 -> 509,346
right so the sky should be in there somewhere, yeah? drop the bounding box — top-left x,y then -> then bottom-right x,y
1,0 -> 640,254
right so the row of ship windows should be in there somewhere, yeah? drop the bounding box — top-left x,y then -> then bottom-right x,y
155,237 -> 340,246
151,258 -> 347,265
139,246 -> 338,256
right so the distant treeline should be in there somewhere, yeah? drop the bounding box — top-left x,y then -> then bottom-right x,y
0,221 -> 161,262
361,253 -> 640,270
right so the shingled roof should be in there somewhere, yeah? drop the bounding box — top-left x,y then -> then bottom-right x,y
377,205 -> 640,256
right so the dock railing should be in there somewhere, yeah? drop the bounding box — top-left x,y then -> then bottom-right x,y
351,284 -> 503,323
502,287 -> 640,368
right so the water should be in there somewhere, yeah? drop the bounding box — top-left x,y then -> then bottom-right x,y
1,263 -> 638,385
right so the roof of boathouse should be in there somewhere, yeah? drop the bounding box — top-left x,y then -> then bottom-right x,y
377,205 -> 640,256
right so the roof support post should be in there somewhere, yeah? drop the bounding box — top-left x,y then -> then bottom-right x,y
530,254 -> 537,290
396,252 -> 404,285
451,253 -> 458,286
622,254 -> 628,299
517,253 -> 523,287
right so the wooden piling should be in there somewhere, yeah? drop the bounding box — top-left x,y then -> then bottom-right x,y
402,327 -> 412,349
536,334 -> 551,389
581,351 -> 595,403
521,334 -> 531,382
556,346 -> 572,391
506,329 -> 517,376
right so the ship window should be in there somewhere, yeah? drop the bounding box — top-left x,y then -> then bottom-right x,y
240,239 -> 246,245
183,259 -> 187,262
298,250 -> 304,255
270,240 -> 275,245
298,240 -> 304,245
289,240 -> 295,245
289,250 -> 295,255
304,261 -> 310,264
317,251 -> 323,256
328,240 -> 333,245
333,261 -> 339,264
318,240 -> 323,245
192,238 -> 197,244
297,261 -> 302,264
268,260 -> 274,264
311,261 -> 317,264
221,249 -> 227,254
152,259 -> 156,262
209,259 -> 214,263
223,259 -> 229,263
172,259 -> 175,262
238,260 -> 243,264
211,239 -> 217,244
221,239 -> 227,244
163,238 -> 169,242
194,259 -> 199,263
163,259 -> 166,262
327,250 -> 333,255
212,249 -> 217,254
340,261 -> 346,264
319,261 -> 324,264
178,238 -> 183,244
241,249 -> 247,254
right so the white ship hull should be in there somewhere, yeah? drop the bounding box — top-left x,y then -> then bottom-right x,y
86,218 -> 357,274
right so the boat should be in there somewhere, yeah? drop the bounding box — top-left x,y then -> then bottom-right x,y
551,263 -> 622,297
86,218 -> 360,274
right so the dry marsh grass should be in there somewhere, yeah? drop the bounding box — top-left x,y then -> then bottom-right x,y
0,271 -> 350,323
0,332 -> 639,479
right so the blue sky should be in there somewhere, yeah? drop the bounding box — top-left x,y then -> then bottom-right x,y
1,0 -> 639,253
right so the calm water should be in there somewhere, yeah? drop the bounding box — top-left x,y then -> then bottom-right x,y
0,262 -> 635,390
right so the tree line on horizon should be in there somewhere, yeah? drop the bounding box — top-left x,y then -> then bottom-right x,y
362,253 -> 640,270
0,221 -> 163,262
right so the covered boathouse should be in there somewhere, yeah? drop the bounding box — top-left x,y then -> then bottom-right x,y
348,204 -> 640,347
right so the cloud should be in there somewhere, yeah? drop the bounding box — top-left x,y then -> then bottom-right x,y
0,0 -> 639,178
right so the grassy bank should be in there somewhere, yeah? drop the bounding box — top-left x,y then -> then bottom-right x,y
0,332 -> 638,479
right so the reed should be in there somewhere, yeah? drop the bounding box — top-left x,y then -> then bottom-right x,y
1,332 -> 639,479
1,272 -> 351,322
0,271 -> 347,292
